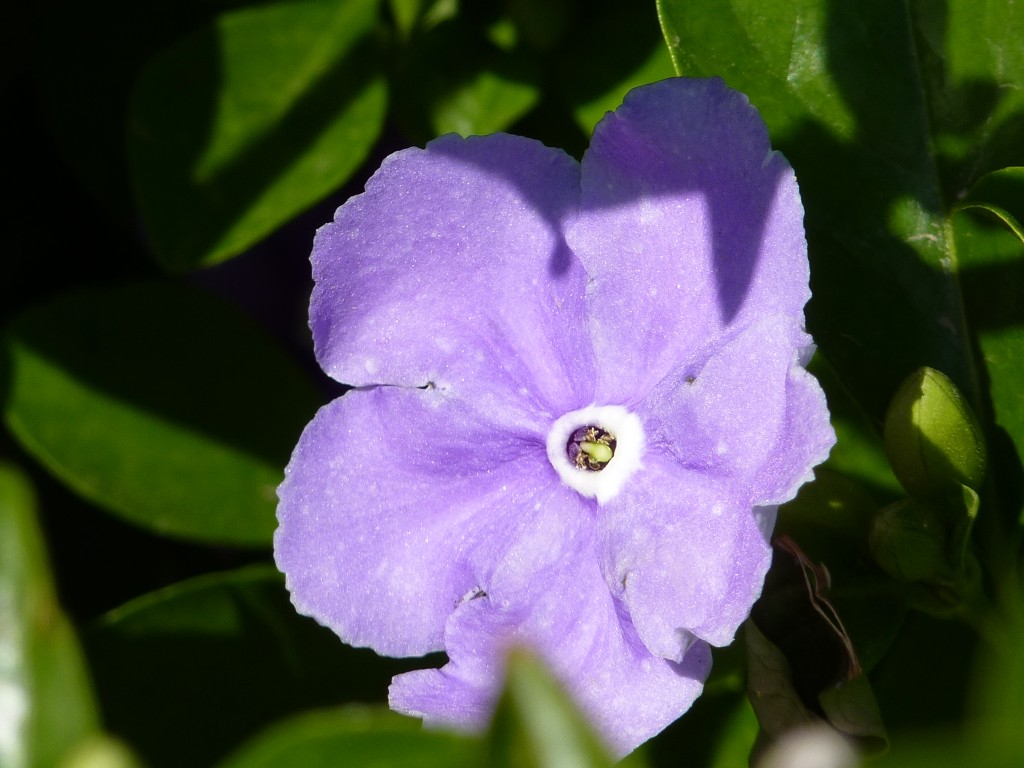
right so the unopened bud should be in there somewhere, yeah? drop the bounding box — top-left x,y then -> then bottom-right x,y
883,367 -> 986,499
870,499 -> 951,583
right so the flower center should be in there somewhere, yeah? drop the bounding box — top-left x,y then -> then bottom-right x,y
567,426 -> 617,471
547,405 -> 644,504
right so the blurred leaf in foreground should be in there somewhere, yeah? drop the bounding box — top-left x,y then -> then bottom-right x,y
0,463 -> 99,767
487,649 -> 627,768
216,707 -> 480,768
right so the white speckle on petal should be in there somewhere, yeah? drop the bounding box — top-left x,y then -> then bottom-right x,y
363,357 -> 379,375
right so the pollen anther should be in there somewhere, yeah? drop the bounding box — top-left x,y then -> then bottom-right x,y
547,405 -> 644,504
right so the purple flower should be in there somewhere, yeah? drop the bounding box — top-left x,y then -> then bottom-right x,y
275,77 -> 835,755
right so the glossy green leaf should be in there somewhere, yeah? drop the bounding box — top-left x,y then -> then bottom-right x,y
86,565 -> 431,768
217,707 -> 480,768
433,67 -> 539,137
0,463 -> 99,767
3,282 -> 319,546
130,0 -> 387,271
956,167 -> 1024,244
487,649 -> 619,768
657,0 -> 1024,426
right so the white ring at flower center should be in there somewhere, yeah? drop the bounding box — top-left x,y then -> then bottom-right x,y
546,405 -> 645,505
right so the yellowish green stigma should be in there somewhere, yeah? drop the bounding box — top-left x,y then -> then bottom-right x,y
567,426 -> 617,471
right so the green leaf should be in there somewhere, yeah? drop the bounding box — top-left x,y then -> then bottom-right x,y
86,565 -> 431,768
432,67 -> 539,138
969,607 -> 1024,767
130,0 -> 387,271
957,205 -> 1024,530
656,0 -> 1024,426
746,620 -> 887,755
956,167 -> 1024,245
3,282 -> 320,546
744,620 -> 816,736
392,8 -> 540,141
642,689 -> 757,768
0,462 -> 100,767
487,649 -> 619,768
217,707 -> 481,768
704,696 -> 759,768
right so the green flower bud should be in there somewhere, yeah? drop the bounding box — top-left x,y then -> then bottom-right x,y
883,367 -> 986,499
870,499 -> 951,583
